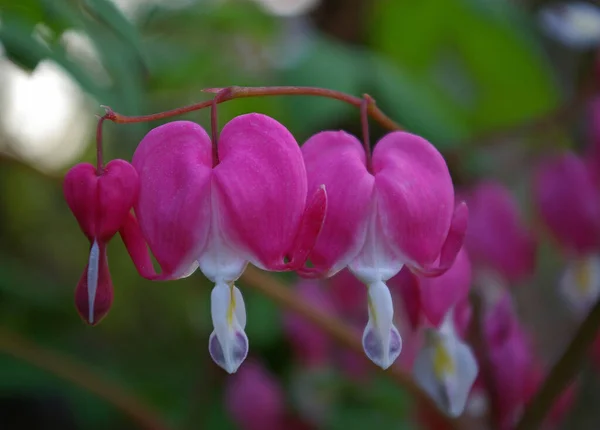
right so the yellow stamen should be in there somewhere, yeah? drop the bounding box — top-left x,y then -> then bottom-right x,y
574,257 -> 593,295
227,282 -> 235,326
433,340 -> 455,380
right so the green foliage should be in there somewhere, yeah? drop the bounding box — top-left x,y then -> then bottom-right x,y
371,0 -> 559,135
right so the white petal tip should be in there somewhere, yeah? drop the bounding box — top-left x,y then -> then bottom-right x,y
362,324 -> 402,370
208,330 -> 249,374
87,241 -> 100,325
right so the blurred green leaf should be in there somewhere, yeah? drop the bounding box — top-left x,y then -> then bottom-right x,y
0,355 -> 118,430
369,56 -> 470,148
277,34 -> 365,135
244,289 -> 283,349
81,0 -> 147,68
371,0 -> 559,135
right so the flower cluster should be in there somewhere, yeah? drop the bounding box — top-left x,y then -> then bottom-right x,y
63,106 -> 467,379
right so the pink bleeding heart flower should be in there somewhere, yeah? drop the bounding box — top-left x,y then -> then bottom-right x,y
462,181 -> 536,284
397,248 -> 477,417
225,360 -> 285,430
533,152 -> 600,313
484,294 -> 533,429
63,160 -> 139,325
534,152 -> 600,255
301,130 -> 467,369
283,280 -> 334,368
120,114 -> 326,373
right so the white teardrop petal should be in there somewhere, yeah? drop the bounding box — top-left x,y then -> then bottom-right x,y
449,340 -> 479,417
362,281 -> 402,369
87,240 -> 100,324
414,324 -> 478,418
209,283 -> 249,373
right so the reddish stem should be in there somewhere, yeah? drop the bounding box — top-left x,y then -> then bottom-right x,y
95,114 -> 108,175
102,86 -> 402,132
210,94 -> 219,167
360,95 -> 373,172
209,88 -> 233,167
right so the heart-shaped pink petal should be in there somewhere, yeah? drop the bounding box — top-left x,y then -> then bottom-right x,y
213,113 -> 309,270
373,132 -> 455,268
301,131 -> 374,276
419,247 -> 471,327
132,121 -> 213,277
64,160 -> 139,242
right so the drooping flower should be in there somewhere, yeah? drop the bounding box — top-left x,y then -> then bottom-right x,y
413,311 -> 478,418
63,160 -> 139,325
225,360 -> 285,430
533,152 -> 600,314
462,181 -> 536,286
300,130 -> 467,369
484,294 -> 533,429
120,114 -> 327,373
395,248 -> 478,417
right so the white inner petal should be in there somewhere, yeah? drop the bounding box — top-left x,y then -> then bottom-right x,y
198,184 -> 248,284
349,193 -> 403,284
559,253 -> 600,316
414,314 -> 478,418
362,281 -> 402,369
87,240 -> 100,324
209,282 -> 249,373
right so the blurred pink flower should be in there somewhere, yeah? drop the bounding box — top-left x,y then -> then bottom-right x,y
225,360 -> 285,430
462,181 -> 536,283
484,295 -> 534,429
534,152 -> 600,314
533,152 -> 600,255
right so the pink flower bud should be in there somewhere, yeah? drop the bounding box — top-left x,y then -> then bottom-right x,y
533,152 -> 600,255
463,181 -> 536,283
63,159 -> 139,325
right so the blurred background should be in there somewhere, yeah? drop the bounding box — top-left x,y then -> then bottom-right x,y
2,0 -> 600,429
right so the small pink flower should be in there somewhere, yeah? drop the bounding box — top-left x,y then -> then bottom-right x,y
225,360 -> 285,430
533,152 -> 600,255
301,130 -> 467,369
63,160 -> 139,325
121,114 -> 326,373
484,295 -> 533,429
463,181 -> 536,283
534,152 -> 600,313
398,249 -> 477,417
